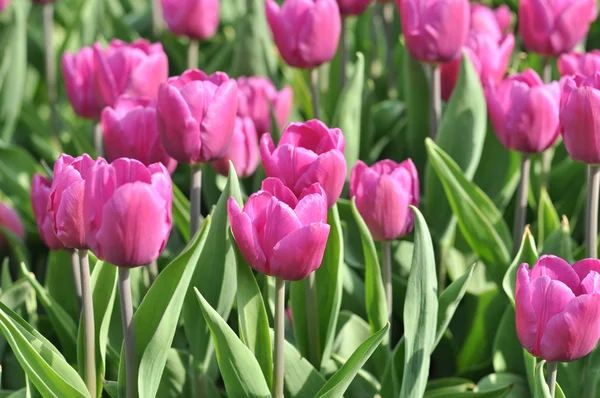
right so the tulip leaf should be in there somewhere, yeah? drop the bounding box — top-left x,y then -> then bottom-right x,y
44,250 -> 79,322
536,187 -> 560,249
0,279 -> 30,314
523,349 -> 537,397
476,373 -> 529,398
424,386 -> 512,397
541,216 -> 573,262
172,184 -> 190,241
380,340 -> 405,398
534,361 -> 551,398
503,227 -> 538,307
281,333 -> 326,398
492,305 -> 526,376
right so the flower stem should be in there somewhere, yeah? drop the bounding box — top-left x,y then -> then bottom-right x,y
513,155 -> 530,254
340,17 -> 348,90
188,39 -> 199,70
78,250 -> 96,398
70,250 -> 82,310
190,164 -> 202,239
305,272 -> 319,366
429,64 -> 441,139
379,3 -> 396,96
586,165 -> 600,259
43,3 -> 59,150
148,260 -> 159,286
118,267 -> 137,398
310,68 -> 320,119
273,278 -> 285,398
546,361 -> 557,398
541,58 -> 553,188
94,122 -> 103,158
151,0 -> 163,37
381,241 -> 392,324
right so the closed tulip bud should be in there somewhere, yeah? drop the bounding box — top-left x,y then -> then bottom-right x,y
397,0 -> 470,63
350,159 -> 419,241
558,51 -> 600,77
337,0 -> 371,16
516,255 -> 600,362
84,158 -> 172,268
519,0 -> 597,57
157,70 -> 238,164
487,69 -> 560,154
212,117 -> 259,178
266,0 -> 341,69
237,76 -> 293,136
470,3 -> 512,41
0,202 -> 24,249
160,0 -> 219,40
31,175 -> 64,250
62,47 -> 105,119
228,177 -> 330,281
260,120 -> 346,208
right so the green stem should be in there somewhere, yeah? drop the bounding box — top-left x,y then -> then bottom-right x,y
273,278 -> 285,398
43,3 -> 59,149
546,362 -> 557,398
429,64 -> 441,139
310,68 -> 320,119
381,241 -> 392,323
190,164 -> 202,239
305,272 -> 319,366
118,267 -> 137,398
151,0 -> 163,37
586,165 -> 600,259
78,250 -> 96,398
513,155 -> 531,254
70,250 -> 82,310
188,39 -> 199,69
148,260 -> 159,286
379,3 -> 396,96
340,17 -> 348,90
94,123 -> 103,158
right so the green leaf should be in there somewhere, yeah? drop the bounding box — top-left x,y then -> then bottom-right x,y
536,187 -> 560,249
44,250 -> 79,322
282,335 -> 326,398
541,216 -> 573,262
425,378 -> 474,394
523,349 -> 537,397
476,373 -> 529,398
534,361 -> 551,398
425,386 -> 512,397
380,340 -> 405,398
172,184 -> 190,241
0,144 -> 42,209
493,305 -> 525,375
503,227 -> 538,307
156,349 -> 192,398
0,279 -> 30,313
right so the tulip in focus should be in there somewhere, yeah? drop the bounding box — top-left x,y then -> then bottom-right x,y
265,0 -> 341,69
84,158 -> 172,267
212,117 -> 259,178
336,0 -> 371,16
237,76 -> 293,135
558,51 -> 600,77
516,255 -> 600,362
62,47 -> 105,119
31,175 -> 64,250
260,119 -> 346,208
0,202 -> 24,249
228,177 -> 330,280
160,0 -> 219,40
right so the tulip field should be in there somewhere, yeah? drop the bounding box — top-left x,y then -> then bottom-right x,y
3,0 -> 600,397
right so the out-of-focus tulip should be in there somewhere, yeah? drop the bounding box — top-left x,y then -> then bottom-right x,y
486,69 -> 560,154
397,0 -> 470,63
336,0 -> 371,16
101,97 -> 177,173
31,175 -> 64,250
62,47 -> 105,119
228,177 -> 330,281
157,69 -> 238,164
49,154 -> 106,249
160,0 -> 219,40
260,119 -> 346,208
519,0 -> 597,57
516,255 -> 600,362
470,3 -> 512,40
265,0 -> 341,69
558,51 -> 600,77
84,158 -> 172,267
237,76 -> 293,135
32,0 -> 55,4
350,159 -> 419,241
0,0 -> 10,12
0,202 -> 24,249
212,117 -> 259,178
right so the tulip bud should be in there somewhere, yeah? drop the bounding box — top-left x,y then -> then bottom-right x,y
228,177 -> 330,281
212,117 -> 259,178
160,0 -> 219,40
0,202 -> 24,249
516,255 -> 600,362
84,158 -> 172,268
31,174 -> 64,250
266,0 -> 341,69
336,0 -> 372,16
519,0 -> 597,57
62,47 -> 105,119
350,159 -> 419,241
558,51 -> 600,77
156,69 -> 239,164
260,119 -> 346,208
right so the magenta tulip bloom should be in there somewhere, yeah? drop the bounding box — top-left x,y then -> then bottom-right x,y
336,0 -> 371,16
157,69 -> 238,164
486,69 -> 560,154
237,76 -> 293,135
0,0 -> 10,12
519,0 -> 597,57
62,47 -> 105,119
470,3 -> 512,41
260,120 -> 346,208
516,255 -> 600,362
266,0 -> 341,69
228,177 -> 330,281
84,158 -> 172,268
212,117 -> 259,178
101,97 -> 177,173
350,159 -> 419,241
161,0 -> 219,40
558,51 -> 600,77
0,202 -> 24,249
31,175 -> 64,250
397,0 -> 470,63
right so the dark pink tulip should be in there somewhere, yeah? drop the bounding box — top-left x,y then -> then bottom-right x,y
0,202 -> 24,249
558,51 -> 600,77
0,0 -> 10,12
516,255 -> 600,362
101,97 -> 177,173
470,3 -> 512,41
62,47 -> 105,119
260,119 -> 346,208
84,158 -> 172,268
397,0 -> 470,63
350,159 -> 419,241
519,0 -> 597,57
156,69 -> 238,164
237,76 -> 293,136
228,177 -> 330,281
486,69 -> 560,154
266,0 -> 341,69
160,0 -> 219,40
336,0 -> 371,16
31,175 -> 64,250
212,117 -> 259,178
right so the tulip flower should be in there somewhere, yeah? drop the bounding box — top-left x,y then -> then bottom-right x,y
228,177 -> 330,281
31,175 -> 64,250
212,117 -> 259,178
101,97 -> 177,173
62,47 -> 105,119
237,76 -> 293,135
336,0 -> 371,16
519,0 -> 597,57
84,158 -> 172,267
160,0 -> 219,40
470,3 -> 512,41
260,119 -> 346,208
0,202 -> 24,249
558,51 -> 600,77
516,255 -> 600,362
265,0 -> 341,69
0,0 -> 10,12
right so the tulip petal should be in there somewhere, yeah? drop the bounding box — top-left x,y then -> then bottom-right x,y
530,255 -> 580,292
260,177 -> 298,208
581,271 -> 600,295
294,149 -> 346,208
200,79 -> 238,161
349,160 -> 368,199
261,198 -> 303,261
228,197 -> 267,273
55,181 -> 87,249
572,258 -> 600,282
294,190 -> 327,225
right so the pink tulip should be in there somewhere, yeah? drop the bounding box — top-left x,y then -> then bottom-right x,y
31,175 -> 64,250
228,177 -> 330,281
266,0 -> 341,69
336,0 -> 371,16
237,76 -> 293,136
101,97 -> 177,173
0,202 -> 24,249
212,117 -> 259,178
519,0 -> 597,57
470,3 -> 512,41
350,159 -> 419,241
84,158 -> 172,268
62,47 -> 105,119
486,69 -> 560,154
0,0 -> 10,12
516,255 -> 600,362
156,69 -> 238,164
397,0 -> 470,63
49,154 -> 106,249
558,51 -> 600,77
260,119 -> 346,208
160,0 -> 219,40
